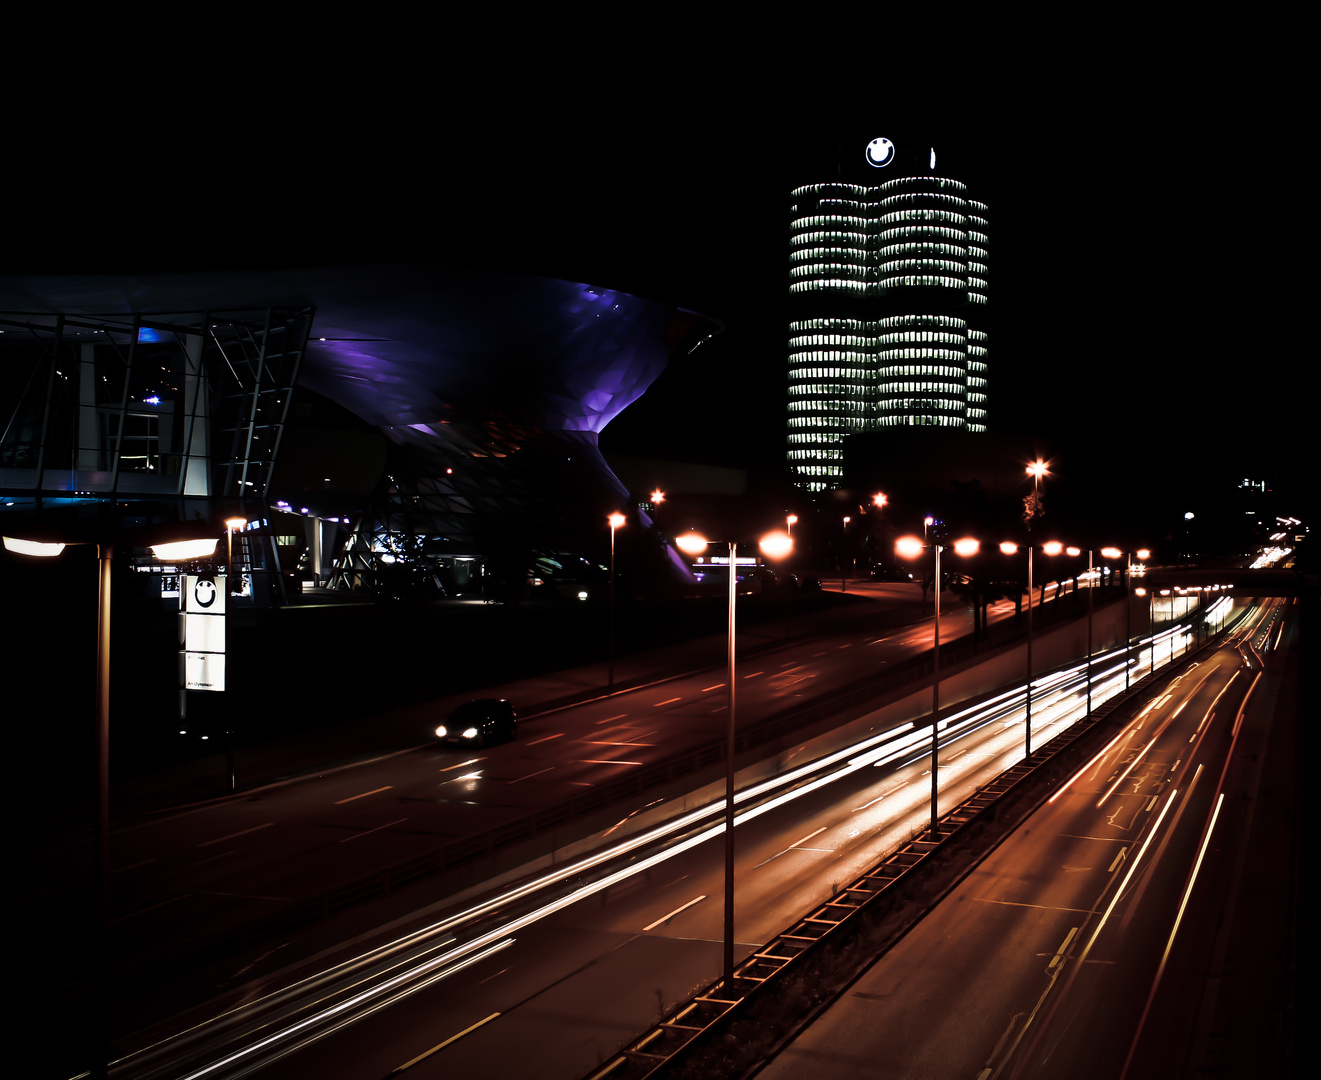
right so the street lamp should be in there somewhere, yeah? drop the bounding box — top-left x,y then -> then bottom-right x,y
3,522 -> 217,1080
1000,540 -> 1036,758
674,528 -> 793,993
841,516 -> 851,592
224,516 -> 248,594
785,513 -> 798,538
607,512 -> 626,693
999,538 -> 1076,759
896,533 -> 978,837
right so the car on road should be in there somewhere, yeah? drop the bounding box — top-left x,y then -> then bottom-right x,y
870,565 -> 915,583
434,698 -> 518,746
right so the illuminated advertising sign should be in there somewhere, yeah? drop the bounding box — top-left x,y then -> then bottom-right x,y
180,574 -> 226,691
865,136 -> 895,168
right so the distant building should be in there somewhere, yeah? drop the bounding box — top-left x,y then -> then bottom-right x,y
787,135 -> 989,491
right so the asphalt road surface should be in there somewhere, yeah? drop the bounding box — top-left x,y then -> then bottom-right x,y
757,598 -> 1292,1080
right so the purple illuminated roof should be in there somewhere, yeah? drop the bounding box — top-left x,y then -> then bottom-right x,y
0,265 -> 720,439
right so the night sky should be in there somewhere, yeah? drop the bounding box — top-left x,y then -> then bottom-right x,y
5,68 -> 1308,528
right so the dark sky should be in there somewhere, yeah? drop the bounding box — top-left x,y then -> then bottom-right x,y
4,68 -> 1308,522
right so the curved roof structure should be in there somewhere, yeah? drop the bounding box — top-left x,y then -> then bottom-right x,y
1,266 -> 719,598
0,264 -> 718,438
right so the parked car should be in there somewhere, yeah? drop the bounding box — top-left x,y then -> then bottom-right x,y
870,564 -> 915,583
434,698 -> 517,746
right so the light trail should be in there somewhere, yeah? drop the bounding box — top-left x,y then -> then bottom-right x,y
1120,793 -> 1225,1079
115,606 -> 1247,1080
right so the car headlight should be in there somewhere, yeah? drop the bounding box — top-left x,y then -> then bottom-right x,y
461,727 -> 479,739
434,725 -> 447,737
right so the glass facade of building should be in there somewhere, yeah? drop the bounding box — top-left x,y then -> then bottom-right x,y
788,151 -> 989,491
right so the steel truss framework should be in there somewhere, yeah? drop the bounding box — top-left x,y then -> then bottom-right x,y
0,305 -> 314,597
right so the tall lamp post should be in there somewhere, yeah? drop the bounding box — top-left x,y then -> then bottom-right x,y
3,524 -> 218,1080
999,539 -> 1071,759
896,533 -> 978,837
1058,546 -> 1096,716
1000,541 -> 1035,757
607,512 -> 626,693
675,528 -> 793,993
840,516 -> 851,592
1103,547 -> 1150,690
224,516 -> 247,593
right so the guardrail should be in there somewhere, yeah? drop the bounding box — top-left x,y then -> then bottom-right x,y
96,593 -> 1126,998
584,617 -> 1232,1080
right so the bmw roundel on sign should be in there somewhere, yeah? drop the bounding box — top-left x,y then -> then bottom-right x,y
865,137 -> 895,168
193,578 -> 217,607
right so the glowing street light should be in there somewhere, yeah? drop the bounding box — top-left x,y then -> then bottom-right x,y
1024,460 -> 1048,531
224,517 -> 248,594
872,492 -> 888,510
894,533 -> 979,837
3,521 -> 217,1080
674,528 -> 793,992
841,516 -> 852,592
785,513 -> 798,537
607,513 -> 626,693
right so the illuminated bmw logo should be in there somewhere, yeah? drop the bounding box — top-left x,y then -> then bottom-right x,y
865,137 -> 895,168
193,578 -> 217,607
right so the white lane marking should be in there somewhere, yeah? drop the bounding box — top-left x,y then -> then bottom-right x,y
643,894 -> 708,932
754,826 -> 829,868
525,733 -> 563,746
198,822 -> 274,847
439,758 -> 482,772
390,1010 -> 502,1074
598,713 -> 629,724
579,759 -> 643,766
654,697 -> 682,707
743,671 -> 764,679
1047,927 -> 1079,970
339,818 -> 408,844
334,785 -> 394,805
1095,736 -> 1156,808
1107,846 -> 1128,873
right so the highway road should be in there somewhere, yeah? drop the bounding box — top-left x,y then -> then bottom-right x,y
756,596 -> 1290,1080
101,597 -> 1213,1080
24,585 -> 1009,1012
